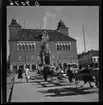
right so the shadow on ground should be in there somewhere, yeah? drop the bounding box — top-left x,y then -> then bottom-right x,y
30,75 -> 43,80
38,87 -> 98,97
36,81 -> 70,88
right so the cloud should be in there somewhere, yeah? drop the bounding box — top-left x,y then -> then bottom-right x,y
43,12 -> 56,29
43,6 -> 64,29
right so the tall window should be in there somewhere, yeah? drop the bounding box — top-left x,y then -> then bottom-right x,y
93,58 -> 96,62
19,44 -> 22,51
97,58 -> 99,62
32,43 -> 35,51
57,44 -> 60,50
17,43 -> 19,51
29,43 -> 32,51
68,43 -> 70,50
59,44 -> 62,50
63,43 -> 65,50
22,44 -> 25,51
65,43 -> 68,50
27,43 -> 29,51
25,43 -> 28,51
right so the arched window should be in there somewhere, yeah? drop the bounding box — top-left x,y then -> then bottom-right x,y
21,44 -> 23,50
66,43 -> 68,50
26,43 -> 29,51
32,44 -> 34,51
57,43 -> 60,50
25,43 -> 28,51
19,43 -> 22,51
17,43 -> 19,51
68,43 -> 70,50
59,44 -> 62,50
32,43 -> 35,51
22,43 -> 25,51
29,43 -> 32,51
22,44 -> 25,51
61,43 -> 63,50
31,43 -> 34,51
63,43 -> 65,50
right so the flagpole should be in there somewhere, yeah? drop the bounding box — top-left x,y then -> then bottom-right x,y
82,23 -> 86,53
24,22 -> 25,29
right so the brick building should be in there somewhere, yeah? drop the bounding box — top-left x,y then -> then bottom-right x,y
78,50 -> 99,68
9,18 -> 78,70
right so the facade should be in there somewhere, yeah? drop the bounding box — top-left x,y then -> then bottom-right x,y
9,18 -> 78,70
78,50 -> 99,68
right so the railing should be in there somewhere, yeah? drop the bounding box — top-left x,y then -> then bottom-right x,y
6,70 -> 16,102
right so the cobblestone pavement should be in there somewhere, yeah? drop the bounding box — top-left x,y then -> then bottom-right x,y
11,71 -> 99,102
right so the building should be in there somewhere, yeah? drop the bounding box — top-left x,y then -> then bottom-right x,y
78,50 -> 99,68
9,18 -> 78,70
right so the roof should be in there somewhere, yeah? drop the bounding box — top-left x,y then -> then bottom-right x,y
10,29 -> 76,42
78,50 -> 99,58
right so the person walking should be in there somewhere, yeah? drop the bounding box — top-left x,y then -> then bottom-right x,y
67,66 -> 74,83
25,65 -> 31,82
17,66 -> 23,82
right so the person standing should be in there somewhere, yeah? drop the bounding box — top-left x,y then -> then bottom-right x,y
43,64 -> 49,81
25,65 -> 31,82
17,66 -> 23,82
67,66 -> 73,83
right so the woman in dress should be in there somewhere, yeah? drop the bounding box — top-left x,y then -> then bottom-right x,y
25,65 -> 31,82
18,66 -> 23,82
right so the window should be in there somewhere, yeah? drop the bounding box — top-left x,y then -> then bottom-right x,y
32,43 -> 36,51
17,43 -> 19,51
93,58 -> 96,62
63,44 -> 65,50
56,42 -> 71,51
59,44 -> 62,50
68,44 -> 70,50
57,44 -> 59,50
26,44 -> 28,51
22,44 -> 25,51
66,44 -> 68,50
19,44 -> 22,51
29,44 -> 32,51
32,44 -> 35,51
97,58 -> 99,62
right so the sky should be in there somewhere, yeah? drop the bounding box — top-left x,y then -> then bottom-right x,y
7,6 -> 99,58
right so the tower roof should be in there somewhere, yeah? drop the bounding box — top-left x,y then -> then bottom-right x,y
57,19 -> 67,30
9,17 -> 21,27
